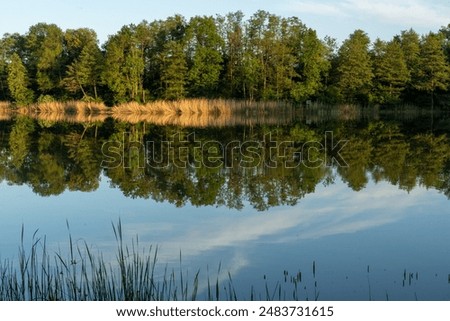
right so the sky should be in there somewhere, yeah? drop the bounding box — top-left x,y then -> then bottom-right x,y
1,0 -> 449,46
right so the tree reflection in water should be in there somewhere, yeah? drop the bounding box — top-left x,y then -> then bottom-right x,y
0,110 -> 449,210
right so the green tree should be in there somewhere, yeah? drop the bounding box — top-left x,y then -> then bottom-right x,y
270,17 -> 297,100
1,35 -> 15,100
396,29 -> 421,97
221,11 -> 245,98
240,49 -> 260,100
63,44 -> 103,100
290,24 -> 330,102
243,11 -> 295,100
337,30 -> 373,103
159,41 -> 188,99
25,23 -> 64,97
135,21 -> 158,102
63,28 -> 103,100
7,53 -> 34,105
102,25 -> 147,103
439,24 -> 450,63
0,33 -> 27,100
156,15 -> 188,100
244,10 -> 272,100
372,39 -> 410,104
320,36 -> 341,103
414,32 -> 450,106
186,16 -> 224,97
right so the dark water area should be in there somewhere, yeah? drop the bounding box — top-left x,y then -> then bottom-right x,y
1,107 -> 450,300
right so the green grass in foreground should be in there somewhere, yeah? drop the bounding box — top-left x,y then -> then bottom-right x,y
0,221 -> 312,301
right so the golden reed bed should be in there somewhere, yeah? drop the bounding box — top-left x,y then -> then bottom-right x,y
0,99 -> 296,127
0,101 -> 13,120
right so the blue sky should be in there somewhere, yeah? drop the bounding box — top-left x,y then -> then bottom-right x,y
1,0 -> 449,45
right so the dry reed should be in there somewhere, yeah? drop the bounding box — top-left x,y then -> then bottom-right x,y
112,110 -> 294,127
22,111 -> 109,124
0,99 -> 296,127
111,99 -> 294,127
0,101 -> 12,120
27,101 -> 108,114
110,99 -> 239,116
14,101 -> 109,123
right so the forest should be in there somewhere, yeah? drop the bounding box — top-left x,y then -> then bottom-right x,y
0,10 -> 449,107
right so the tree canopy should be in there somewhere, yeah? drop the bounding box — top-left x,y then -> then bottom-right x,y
0,12 -> 449,107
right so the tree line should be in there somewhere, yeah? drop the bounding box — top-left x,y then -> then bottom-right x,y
0,10 -> 449,106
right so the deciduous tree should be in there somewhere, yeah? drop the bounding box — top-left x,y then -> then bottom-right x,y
186,16 -> 224,97
25,23 -> 64,97
63,28 -> 103,100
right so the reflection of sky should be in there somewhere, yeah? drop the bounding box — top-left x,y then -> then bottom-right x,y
1,174 -> 450,300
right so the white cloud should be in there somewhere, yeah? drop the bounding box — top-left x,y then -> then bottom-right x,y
344,0 -> 449,28
39,178 -> 444,297
122,181 -> 434,264
287,0 -> 449,30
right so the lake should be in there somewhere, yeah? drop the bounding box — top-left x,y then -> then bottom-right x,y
1,106 -> 450,300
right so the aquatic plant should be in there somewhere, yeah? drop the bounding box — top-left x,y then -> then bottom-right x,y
0,221 -> 311,301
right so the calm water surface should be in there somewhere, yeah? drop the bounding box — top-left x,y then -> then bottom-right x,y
0,109 -> 449,300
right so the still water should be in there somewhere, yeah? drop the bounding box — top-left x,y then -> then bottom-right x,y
0,108 -> 449,300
